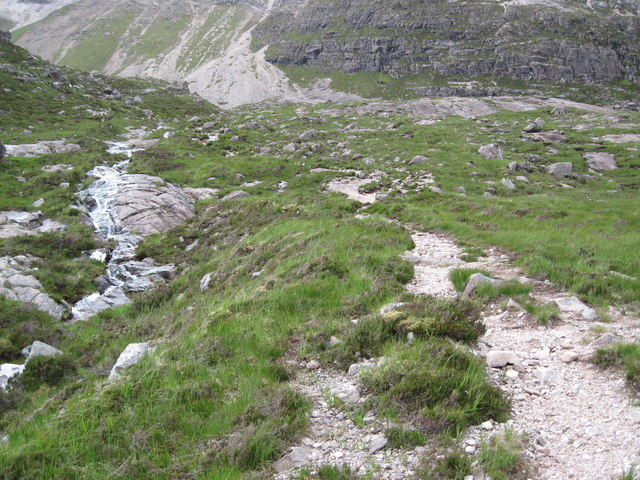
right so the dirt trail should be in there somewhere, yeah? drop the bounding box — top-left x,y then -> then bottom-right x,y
273,367 -> 425,479
405,231 -> 640,479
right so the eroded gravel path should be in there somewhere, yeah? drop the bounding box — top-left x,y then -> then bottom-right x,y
406,231 -> 640,479
273,367 -> 425,479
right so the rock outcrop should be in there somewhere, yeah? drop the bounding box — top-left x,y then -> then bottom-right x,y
114,174 -> 196,235
0,256 -> 66,320
256,0 -> 640,87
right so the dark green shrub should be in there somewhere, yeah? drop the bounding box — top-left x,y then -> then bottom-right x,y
20,355 -> 76,392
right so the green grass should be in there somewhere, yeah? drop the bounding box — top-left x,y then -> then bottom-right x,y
477,429 -> 526,480
593,343 -> 640,392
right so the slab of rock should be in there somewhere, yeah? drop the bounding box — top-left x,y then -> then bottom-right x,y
109,342 -> 154,380
71,286 -> 130,322
529,132 -> 566,143
584,152 -> 617,171
554,296 -> 589,312
545,162 -> 572,178
273,446 -> 314,473
5,142 -> 81,157
22,341 -> 62,362
0,256 -> 66,320
299,129 -> 319,141
501,178 -> 516,191
486,350 -> 525,372
461,273 -> 502,300
114,174 -> 195,235
478,144 -> 503,160
369,435 -> 388,454
601,134 -> 640,143
408,155 -> 427,164
221,190 -> 250,202
200,272 -> 213,292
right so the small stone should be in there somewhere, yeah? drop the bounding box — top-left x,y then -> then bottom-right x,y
505,369 -> 519,380
109,342 -> 154,380
545,162 -> 572,178
199,272 -> 213,292
554,296 -> 589,312
32,198 -> 44,207
306,360 -> 320,370
507,298 -> 521,310
481,420 -> 493,430
560,352 -> 578,363
591,333 -> 617,346
486,350 -> 525,372
23,341 -> 62,362
407,332 -> 415,345
369,435 -> 388,453
408,155 -> 427,164
455,186 -> 466,194
478,144 -> 503,160
348,363 -> 360,375
328,336 -> 341,347
582,308 -> 599,321
221,190 -> 249,202
501,178 -> 516,191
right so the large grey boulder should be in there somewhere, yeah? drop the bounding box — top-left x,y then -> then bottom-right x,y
114,174 -> 195,235
545,162 -> 572,178
22,341 -> 62,362
478,144 -> 503,160
109,342 -> 154,380
523,118 -> 544,133
584,152 -> 617,171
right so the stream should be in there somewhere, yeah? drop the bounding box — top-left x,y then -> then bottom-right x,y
71,141 -> 174,322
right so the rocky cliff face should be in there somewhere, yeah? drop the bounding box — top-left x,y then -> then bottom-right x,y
255,0 -> 640,85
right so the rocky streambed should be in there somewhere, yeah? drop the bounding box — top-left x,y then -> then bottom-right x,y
71,140 -> 197,321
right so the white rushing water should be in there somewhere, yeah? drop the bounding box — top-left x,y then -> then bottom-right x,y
71,142 -> 154,322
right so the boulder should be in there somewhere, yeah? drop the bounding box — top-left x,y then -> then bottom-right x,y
5,142 -> 80,157
299,129 -> 318,141
408,155 -> 427,164
523,118 -> 544,133
486,350 -> 525,373
109,342 -> 154,380
529,132 -> 566,143
221,190 -> 250,202
584,152 -> 617,171
0,256 -> 66,319
461,273 -> 503,300
478,144 -> 503,160
113,174 -> 196,235
71,286 -> 130,322
23,341 -> 62,362
200,273 -> 213,292
501,178 -> 516,191
545,162 -> 572,178
554,296 -> 588,312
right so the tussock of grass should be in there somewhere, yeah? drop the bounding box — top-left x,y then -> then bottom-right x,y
477,429 -> 527,480
363,339 -> 510,436
593,342 -> 640,391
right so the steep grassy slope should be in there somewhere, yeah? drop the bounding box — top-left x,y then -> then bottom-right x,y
1,37 -> 640,479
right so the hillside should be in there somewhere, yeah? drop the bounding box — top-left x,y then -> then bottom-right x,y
6,0 -> 640,107
1,28 -> 640,480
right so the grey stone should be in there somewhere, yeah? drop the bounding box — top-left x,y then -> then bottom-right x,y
545,162 -> 573,178
529,132 -> 567,143
221,190 -> 250,202
486,350 -> 525,372
429,186 -> 443,193
299,129 -> 319,141
554,296 -> 588,312
109,342 -> 154,380
560,352 -> 578,363
455,186 -> 467,194
408,155 -> 427,164
478,144 -> 503,160
461,273 -> 502,300
24,341 -> 62,362
523,118 -> 544,133
591,333 -> 618,346
369,435 -> 388,454
584,152 -> 617,171
501,178 -> 516,191
379,302 -> 411,315
200,273 -> 213,292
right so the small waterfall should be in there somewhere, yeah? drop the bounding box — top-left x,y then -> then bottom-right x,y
71,141 -> 168,322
